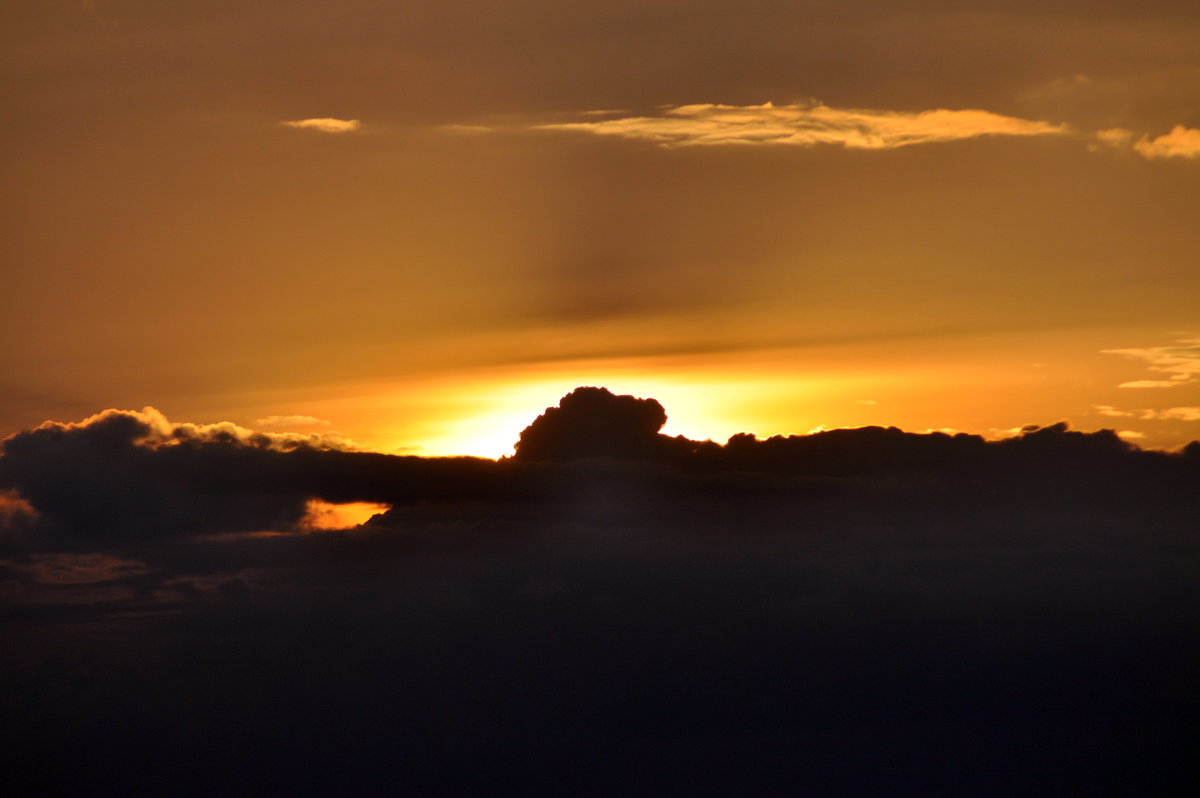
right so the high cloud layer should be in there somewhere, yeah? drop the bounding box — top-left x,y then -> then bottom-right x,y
536,102 -> 1068,149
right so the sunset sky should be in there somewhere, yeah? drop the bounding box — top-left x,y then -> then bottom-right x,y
4,0 -> 1199,455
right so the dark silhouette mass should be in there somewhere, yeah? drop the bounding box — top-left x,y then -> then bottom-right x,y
514,386 -> 669,461
2,388 -> 1199,796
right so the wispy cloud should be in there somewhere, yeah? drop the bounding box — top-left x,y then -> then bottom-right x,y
1103,337 -> 1200,388
255,415 -> 332,428
1093,128 -> 1135,149
534,102 -> 1068,149
1133,125 -> 1200,160
281,118 -> 361,134
1146,407 -> 1200,422
1092,404 -> 1200,422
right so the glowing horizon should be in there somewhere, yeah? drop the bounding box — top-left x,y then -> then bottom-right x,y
3,1 -> 1198,467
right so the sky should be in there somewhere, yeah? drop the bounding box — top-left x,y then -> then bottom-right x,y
4,6 -> 1200,788
3,0 -> 1200,455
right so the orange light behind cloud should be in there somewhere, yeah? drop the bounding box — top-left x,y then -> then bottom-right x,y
300,499 -> 391,530
337,364 -> 842,458
303,344 -> 1065,458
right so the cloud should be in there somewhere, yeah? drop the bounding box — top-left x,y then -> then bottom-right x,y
0,407 -> 362,542
1134,125 -> 1200,159
534,102 -> 1069,149
1103,337 -> 1200,388
1093,127 -> 1135,149
255,414 -> 332,428
1094,404 -> 1200,424
1117,379 -> 1186,389
1149,407 -> 1200,422
513,386 -> 669,461
3,390 -> 1198,551
3,389 -> 1199,795
0,488 -> 37,541
281,117 -> 361,134
32,406 -> 355,451
437,123 -> 493,135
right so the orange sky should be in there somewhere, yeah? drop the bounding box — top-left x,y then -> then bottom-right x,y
3,0 -> 1198,455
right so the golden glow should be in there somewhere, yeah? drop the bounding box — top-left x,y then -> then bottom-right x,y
296,329 -> 1165,457
300,499 -> 391,530
310,351 -> 920,458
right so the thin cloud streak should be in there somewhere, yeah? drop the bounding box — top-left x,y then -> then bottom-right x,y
255,415 -> 331,428
281,117 -> 361,134
535,102 -> 1069,149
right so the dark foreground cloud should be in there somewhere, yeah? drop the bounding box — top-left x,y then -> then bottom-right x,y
2,389 -> 1199,795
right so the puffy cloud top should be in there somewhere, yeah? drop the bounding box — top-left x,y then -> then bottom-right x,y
514,386 -> 669,461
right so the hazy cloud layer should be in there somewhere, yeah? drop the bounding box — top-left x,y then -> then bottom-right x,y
281,117 -> 361,133
536,102 -> 1069,149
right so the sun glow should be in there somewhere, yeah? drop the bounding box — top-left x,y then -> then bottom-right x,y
363,363 -> 843,458
285,334 -> 1126,460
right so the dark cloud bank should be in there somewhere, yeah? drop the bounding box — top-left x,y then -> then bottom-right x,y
3,388 -> 1199,796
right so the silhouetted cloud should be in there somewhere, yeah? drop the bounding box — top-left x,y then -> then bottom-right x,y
0,408 -> 363,543
536,102 -> 1068,149
3,392 -> 1198,547
281,117 -> 361,133
513,386 -> 669,461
